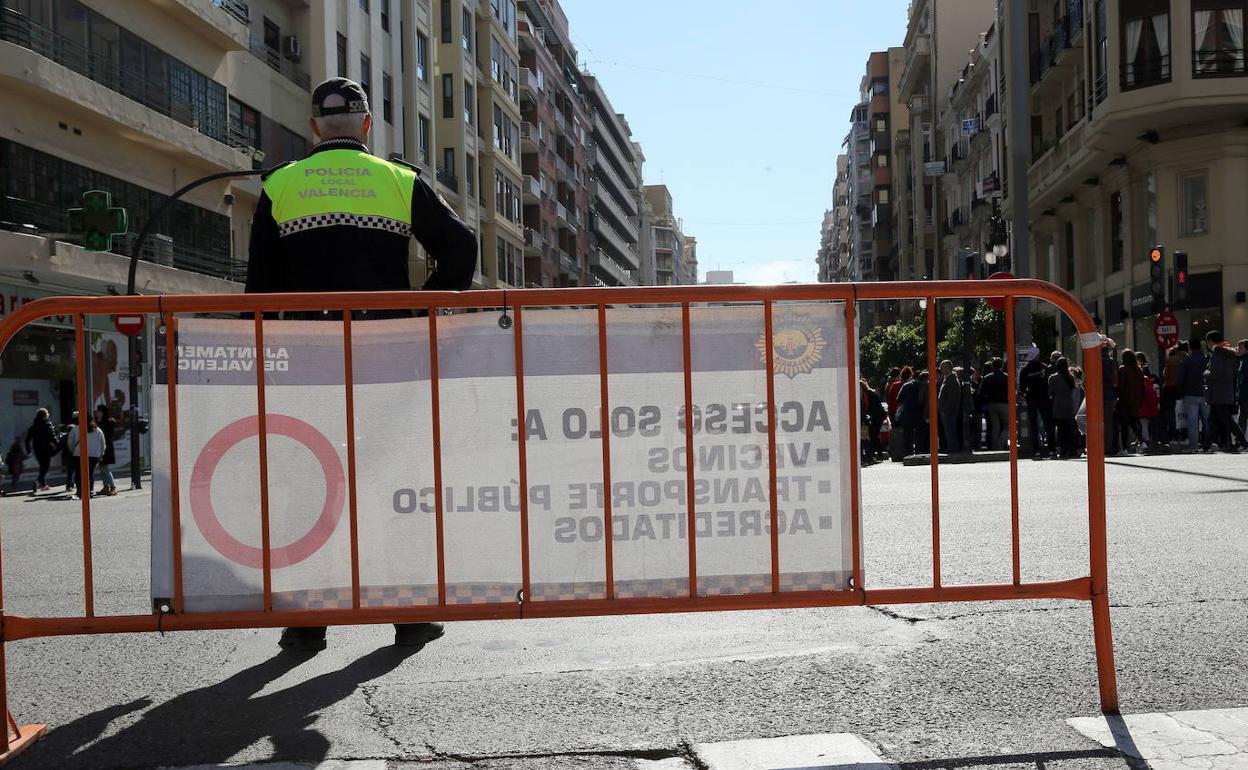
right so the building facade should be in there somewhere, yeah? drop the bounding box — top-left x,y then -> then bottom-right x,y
643,184 -> 695,286
1007,0 -> 1248,348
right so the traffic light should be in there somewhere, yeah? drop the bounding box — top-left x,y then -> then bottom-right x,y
1173,250 -> 1189,308
66,190 -> 127,252
1149,245 -> 1166,312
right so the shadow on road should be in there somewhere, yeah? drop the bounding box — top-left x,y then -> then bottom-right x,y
19,646 -> 420,770
1105,459 -> 1248,486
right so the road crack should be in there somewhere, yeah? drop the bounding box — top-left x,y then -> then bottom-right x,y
360,683 -> 404,752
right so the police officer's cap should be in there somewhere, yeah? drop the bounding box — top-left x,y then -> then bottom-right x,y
312,77 -> 370,117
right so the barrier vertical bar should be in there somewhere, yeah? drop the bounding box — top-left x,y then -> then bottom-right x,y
844,298 -> 864,593
165,314 -> 185,612
73,314 -> 94,617
681,303 -> 697,598
341,313 -> 361,609
252,313 -> 273,610
428,309 -> 446,606
513,305 -> 531,604
1005,298 -> 1021,585
925,299 -> 941,588
596,304 -> 615,600
763,301 -> 781,593
1083,333 -> 1120,713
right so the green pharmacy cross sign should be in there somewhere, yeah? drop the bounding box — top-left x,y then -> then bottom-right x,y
66,190 -> 128,251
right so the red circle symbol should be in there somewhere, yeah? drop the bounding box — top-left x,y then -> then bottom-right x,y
190,414 -> 345,569
985,271 -> 1016,311
113,314 -> 144,336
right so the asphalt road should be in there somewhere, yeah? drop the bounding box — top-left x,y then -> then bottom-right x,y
1,452 -> 1245,769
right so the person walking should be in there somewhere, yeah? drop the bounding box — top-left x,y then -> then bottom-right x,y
896,370 -> 924,458
1115,349 -> 1146,454
4,437 -> 26,494
1161,343 -> 1186,446
24,408 -> 58,492
67,418 -> 106,498
1020,352 -> 1052,458
979,358 -> 1009,450
937,360 -> 962,454
1237,340 -> 1248,439
1136,352 -> 1159,448
246,77 -> 476,654
1203,330 -> 1244,452
1178,337 -> 1210,452
1047,358 -> 1078,458
94,405 -> 118,496
860,380 -> 884,464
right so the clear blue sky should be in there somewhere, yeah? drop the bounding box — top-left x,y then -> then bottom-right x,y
559,0 -> 911,284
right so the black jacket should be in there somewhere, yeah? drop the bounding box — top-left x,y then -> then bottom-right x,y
25,420 -> 57,457
245,138 -> 477,295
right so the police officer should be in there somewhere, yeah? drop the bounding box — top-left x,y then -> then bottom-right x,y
247,77 -> 477,653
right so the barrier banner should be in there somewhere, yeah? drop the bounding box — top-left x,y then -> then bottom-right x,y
151,304 -> 853,613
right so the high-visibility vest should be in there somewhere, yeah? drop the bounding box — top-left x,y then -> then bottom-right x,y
262,149 -> 416,238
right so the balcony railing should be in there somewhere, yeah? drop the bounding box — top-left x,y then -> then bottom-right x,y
0,8 -> 233,145
1193,49 -> 1247,78
248,36 -> 311,91
1121,55 -> 1170,90
436,167 -> 459,192
214,0 -> 250,25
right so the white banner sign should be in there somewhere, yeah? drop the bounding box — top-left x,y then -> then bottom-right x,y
151,304 -> 854,613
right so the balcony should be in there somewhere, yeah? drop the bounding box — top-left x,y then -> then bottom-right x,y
554,200 -> 568,223
248,36 -> 311,91
556,248 -> 579,274
436,167 -> 459,192
0,8 -> 246,170
520,66 -> 539,93
592,185 -> 636,237
593,215 -> 639,270
1193,48 -> 1247,79
523,174 -> 542,203
554,155 -> 572,181
164,0 -> 250,50
521,121 -> 542,152
589,247 -> 635,286
554,109 -> 570,136
523,227 -> 546,256
899,32 -> 931,98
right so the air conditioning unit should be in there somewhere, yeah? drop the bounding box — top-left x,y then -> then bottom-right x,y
282,35 -> 301,62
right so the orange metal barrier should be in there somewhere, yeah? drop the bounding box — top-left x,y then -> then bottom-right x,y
0,279 -> 1118,763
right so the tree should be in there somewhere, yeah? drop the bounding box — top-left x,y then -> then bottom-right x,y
937,303 -> 1007,369
859,316 -> 927,389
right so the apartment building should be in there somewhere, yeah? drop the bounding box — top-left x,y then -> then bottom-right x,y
643,184 -> 695,286
1006,0 -> 1248,346
896,0 -> 999,282
817,154 -> 851,283
937,22 -> 1006,281
845,100 -> 871,281
581,72 -> 643,287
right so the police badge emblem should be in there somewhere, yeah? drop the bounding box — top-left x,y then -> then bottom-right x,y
755,315 -> 827,378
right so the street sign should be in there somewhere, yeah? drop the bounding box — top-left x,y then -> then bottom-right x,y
985,271 -> 1016,311
66,190 -> 127,252
113,314 -> 144,337
923,161 -> 947,176
1154,310 -> 1179,349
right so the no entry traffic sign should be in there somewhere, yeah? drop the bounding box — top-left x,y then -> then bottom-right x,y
986,272 -> 1015,311
1154,310 -> 1179,349
113,314 -> 144,336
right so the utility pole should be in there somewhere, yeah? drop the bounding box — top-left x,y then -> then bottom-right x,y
1007,0 -> 1032,344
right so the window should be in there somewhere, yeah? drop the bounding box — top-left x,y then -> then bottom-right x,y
1121,0 -> 1171,89
874,117 -> 887,132
877,188 -> 890,204
495,170 -> 505,214
360,0 -> 370,11
442,74 -> 454,118
382,73 -> 393,123
441,0 -> 452,43
876,154 -> 888,168
228,97 -> 261,166
360,54 -> 371,100
466,153 -> 476,197
1109,191 -> 1124,272
418,115 -> 430,164
1181,173 -> 1210,235
463,8 -> 472,51
381,0 -> 390,31
417,32 -> 429,82
263,17 -> 280,51
1064,221 -> 1076,287
336,34 -> 347,77
1193,1 -> 1246,76
442,147 -> 455,176
464,81 -> 474,124
1094,0 -> 1109,102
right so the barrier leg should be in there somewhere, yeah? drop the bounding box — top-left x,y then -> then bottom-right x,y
1092,591 -> 1120,714
0,641 -> 47,765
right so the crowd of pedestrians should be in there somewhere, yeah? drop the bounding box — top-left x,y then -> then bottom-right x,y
1,406 -> 120,497
861,329 -> 1248,462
